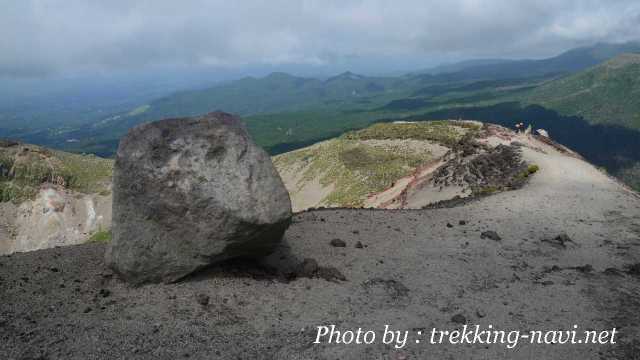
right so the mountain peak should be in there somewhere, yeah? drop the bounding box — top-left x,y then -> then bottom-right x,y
264,72 -> 297,80
326,71 -> 365,82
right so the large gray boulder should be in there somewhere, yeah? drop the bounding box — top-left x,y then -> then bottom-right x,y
105,112 -> 292,284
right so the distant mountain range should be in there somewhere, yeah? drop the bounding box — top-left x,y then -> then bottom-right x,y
137,71 -> 403,118
118,41 -> 640,127
421,41 -> 640,80
1,41 -> 640,190
413,59 -> 514,75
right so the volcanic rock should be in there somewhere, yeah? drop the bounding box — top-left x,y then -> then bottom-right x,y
451,313 -> 467,324
480,230 -> 501,241
297,258 -> 319,277
542,233 -> 575,248
330,238 -> 346,247
195,293 -> 210,306
105,112 -> 292,284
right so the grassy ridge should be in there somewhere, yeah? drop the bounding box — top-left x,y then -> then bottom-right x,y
0,143 -> 113,203
522,54 -> 640,129
274,122 -> 472,207
345,121 -> 481,146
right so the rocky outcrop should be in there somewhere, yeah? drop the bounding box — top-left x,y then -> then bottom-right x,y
0,142 -> 114,255
106,112 -> 292,284
432,143 -> 527,191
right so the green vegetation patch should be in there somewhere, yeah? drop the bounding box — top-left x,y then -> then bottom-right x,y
53,151 -> 113,194
87,230 -> 112,244
527,164 -> 540,174
0,182 -> 32,203
128,104 -> 151,116
472,185 -> 500,196
517,164 -> 540,179
0,144 -> 113,203
344,121 -> 480,147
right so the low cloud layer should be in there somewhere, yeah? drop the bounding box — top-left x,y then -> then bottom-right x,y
2,0 -> 640,77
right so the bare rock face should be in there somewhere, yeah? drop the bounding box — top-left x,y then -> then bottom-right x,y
105,112 -> 292,284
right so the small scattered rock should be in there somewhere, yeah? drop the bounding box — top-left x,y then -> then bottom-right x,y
451,314 -> 466,324
293,259 -> 346,282
297,258 -> 319,278
481,231 -> 501,241
195,293 -> 210,306
98,289 -> 111,298
571,264 -> 594,273
317,267 -> 346,282
459,220 -> 467,225
475,309 -> 486,318
542,265 -> 562,273
542,233 -> 575,248
83,307 -> 92,314
446,223 -> 454,228
330,238 -> 346,247
363,278 -> 410,299
355,241 -> 364,249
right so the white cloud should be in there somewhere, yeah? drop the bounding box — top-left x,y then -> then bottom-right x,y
0,0 -> 639,76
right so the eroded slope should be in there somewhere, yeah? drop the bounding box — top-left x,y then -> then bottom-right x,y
0,141 -> 113,254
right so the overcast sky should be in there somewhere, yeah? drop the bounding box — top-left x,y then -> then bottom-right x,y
2,0 -> 640,78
